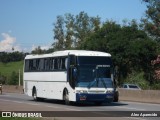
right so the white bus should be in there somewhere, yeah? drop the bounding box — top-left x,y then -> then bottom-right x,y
23,50 -> 114,105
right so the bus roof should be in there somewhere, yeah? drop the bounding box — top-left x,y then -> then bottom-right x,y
25,50 -> 111,59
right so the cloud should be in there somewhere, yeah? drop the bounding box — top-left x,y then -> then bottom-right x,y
0,32 -> 52,53
0,33 -> 21,52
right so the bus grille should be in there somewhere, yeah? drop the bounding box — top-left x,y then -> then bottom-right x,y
88,90 -> 105,94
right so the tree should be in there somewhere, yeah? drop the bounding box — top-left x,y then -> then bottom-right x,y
53,16 -> 65,50
52,11 -> 101,50
81,20 -> 157,84
31,46 -> 45,54
64,13 -> 75,49
0,52 -> 24,63
142,0 -> 160,41
73,12 -> 100,48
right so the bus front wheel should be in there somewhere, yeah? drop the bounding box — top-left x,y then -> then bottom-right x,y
32,87 -> 38,101
64,89 -> 70,105
32,87 -> 44,101
33,88 -> 38,101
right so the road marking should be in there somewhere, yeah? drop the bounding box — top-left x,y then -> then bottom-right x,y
44,104 -> 80,111
126,117 -> 147,120
114,106 -> 146,111
45,105 -> 59,108
121,101 -> 160,106
0,94 -> 10,96
0,99 -> 40,105
0,98 -> 80,111
65,107 -> 80,111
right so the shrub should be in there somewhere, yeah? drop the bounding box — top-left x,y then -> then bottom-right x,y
123,71 -> 150,90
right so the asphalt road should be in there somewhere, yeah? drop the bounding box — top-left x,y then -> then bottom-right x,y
0,93 -> 160,120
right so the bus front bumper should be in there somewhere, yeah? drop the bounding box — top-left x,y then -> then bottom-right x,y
76,93 -> 114,103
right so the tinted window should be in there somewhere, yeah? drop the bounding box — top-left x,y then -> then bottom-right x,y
44,59 -> 49,71
78,56 -> 112,65
29,60 -> 33,70
39,59 -> 44,71
25,60 -> 29,71
24,56 -> 67,72
49,58 -> 53,70
53,58 -> 58,70
61,58 -> 66,69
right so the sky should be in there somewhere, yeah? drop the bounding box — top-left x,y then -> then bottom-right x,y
0,0 -> 147,52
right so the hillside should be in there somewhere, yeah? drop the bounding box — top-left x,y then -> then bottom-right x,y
0,61 -> 24,85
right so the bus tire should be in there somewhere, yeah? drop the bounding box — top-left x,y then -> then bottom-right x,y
113,91 -> 119,102
64,89 -> 70,105
113,96 -> 119,102
32,88 -> 44,101
32,87 -> 38,101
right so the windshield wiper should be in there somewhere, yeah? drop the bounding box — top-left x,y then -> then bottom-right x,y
100,78 -> 107,88
87,79 -> 97,89
87,78 -> 108,89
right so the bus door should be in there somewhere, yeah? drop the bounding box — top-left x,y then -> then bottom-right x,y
68,55 -> 77,89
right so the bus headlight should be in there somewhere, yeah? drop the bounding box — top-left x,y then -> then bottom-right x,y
106,90 -> 113,93
76,90 -> 88,94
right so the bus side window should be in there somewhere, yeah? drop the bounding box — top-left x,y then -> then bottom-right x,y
48,57 -> 67,71
49,58 -> 53,70
29,60 -> 33,71
33,59 -> 37,71
39,59 -> 44,71
57,58 -> 62,70
61,58 -> 66,70
44,58 -> 49,71
36,59 -> 40,71
25,60 -> 29,71
54,58 -> 58,70
52,58 -> 55,70
57,57 -> 66,70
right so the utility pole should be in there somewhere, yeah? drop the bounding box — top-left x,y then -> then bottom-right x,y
19,69 -> 20,86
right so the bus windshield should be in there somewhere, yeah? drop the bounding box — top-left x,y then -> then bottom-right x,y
76,56 -> 113,88
77,56 -> 112,65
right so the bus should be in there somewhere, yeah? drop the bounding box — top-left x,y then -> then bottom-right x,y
23,50 -> 115,105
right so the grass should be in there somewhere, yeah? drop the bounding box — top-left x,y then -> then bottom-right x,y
0,61 -> 24,84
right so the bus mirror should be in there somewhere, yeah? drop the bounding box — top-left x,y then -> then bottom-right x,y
73,68 -> 77,79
